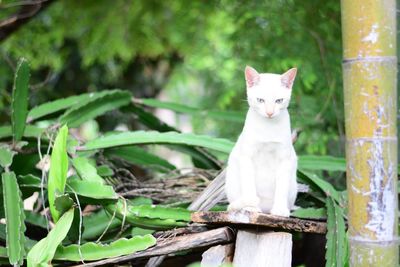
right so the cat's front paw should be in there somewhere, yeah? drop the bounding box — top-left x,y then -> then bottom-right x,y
228,198 -> 261,213
270,206 -> 290,217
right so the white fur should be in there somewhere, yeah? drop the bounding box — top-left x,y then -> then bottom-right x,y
225,66 -> 298,217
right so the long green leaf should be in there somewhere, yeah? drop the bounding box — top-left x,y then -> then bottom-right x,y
60,90 -> 131,127
48,125 -> 69,222
298,155 -> 346,172
136,98 -> 245,123
27,209 -> 74,267
71,157 -> 104,183
325,197 -> 347,267
105,146 -> 176,172
12,58 -> 30,142
27,92 -> 111,122
291,207 -> 327,219
66,178 -> 118,200
2,172 -> 26,266
128,104 -> 220,169
106,201 -> 188,230
54,234 -> 156,261
82,131 -> 234,154
82,209 -> 121,240
128,205 -> 191,221
0,125 -> 45,140
297,170 -> 342,204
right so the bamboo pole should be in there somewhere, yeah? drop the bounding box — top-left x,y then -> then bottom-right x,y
341,0 -> 398,266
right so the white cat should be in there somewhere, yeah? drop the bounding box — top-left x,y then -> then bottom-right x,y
225,66 -> 298,217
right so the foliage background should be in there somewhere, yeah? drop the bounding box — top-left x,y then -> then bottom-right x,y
0,0 -> 344,157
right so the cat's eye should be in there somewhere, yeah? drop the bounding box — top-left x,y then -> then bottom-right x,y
275,98 -> 284,104
257,98 -> 265,103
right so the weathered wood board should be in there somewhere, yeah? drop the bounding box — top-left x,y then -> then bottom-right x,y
192,210 -> 327,234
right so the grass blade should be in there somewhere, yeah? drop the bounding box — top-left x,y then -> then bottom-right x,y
48,125 -> 69,222
2,172 -> 26,266
12,58 -> 30,143
27,209 -> 74,267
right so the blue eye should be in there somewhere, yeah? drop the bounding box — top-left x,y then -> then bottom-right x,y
257,98 -> 265,103
275,98 -> 283,104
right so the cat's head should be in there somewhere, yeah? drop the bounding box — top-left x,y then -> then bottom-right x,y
245,66 -> 297,119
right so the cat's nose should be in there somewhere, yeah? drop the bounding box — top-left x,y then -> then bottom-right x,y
266,112 -> 273,117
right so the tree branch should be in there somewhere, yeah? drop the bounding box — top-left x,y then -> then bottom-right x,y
0,0 -> 55,42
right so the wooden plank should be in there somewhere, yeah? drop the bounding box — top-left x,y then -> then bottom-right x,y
72,227 -> 234,266
233,230 -> 292,267
192,210 -> 327,234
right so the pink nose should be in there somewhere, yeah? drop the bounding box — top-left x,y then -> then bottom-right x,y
267,112 -> 273,117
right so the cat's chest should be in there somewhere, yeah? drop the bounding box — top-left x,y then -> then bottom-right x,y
250,142 -> 289,162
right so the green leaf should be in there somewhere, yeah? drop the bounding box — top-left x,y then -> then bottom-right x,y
82,131 -> 234,154
136,98 -> 245,123
128,104 -> 220,169
291,207 -> 327,219
105,146 -> 176,172
82,209 -> 121,240
106,201 -> 188,230
0,147 -> 14,168
96,165 -> 114,176
24,211 -> 48,229
66,178 -> 118,200
12,58 -> 30,143
325,197 -> 347,267
54,234 -> 156,261
71,157 -> 104,183
27,209 -> 74,267
0,125 -> 45,140
297,170 -> 342,204
60,90 -> 131,128
128,205 -> 191,221
298,155 -> 346,172
18,174 -> 42,188
2,172 -> 26,266
48,125 -> 69,222
131,227 -> 155,237
54,194 -> 75,215
27,92 -> 113,122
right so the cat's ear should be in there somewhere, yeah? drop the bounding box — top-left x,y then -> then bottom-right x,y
281,68 -> 297,89
245,66 -> 260,88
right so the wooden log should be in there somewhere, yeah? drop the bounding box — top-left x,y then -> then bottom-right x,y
72,227 -> 234,266
192,210 -> 327,234
201,244 -> 234,267
233,230 -> 292,267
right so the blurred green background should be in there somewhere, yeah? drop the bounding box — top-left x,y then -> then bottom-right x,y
0,0 -> 343,156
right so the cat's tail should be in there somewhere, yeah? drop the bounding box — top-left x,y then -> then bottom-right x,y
188,168 -> 227,211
